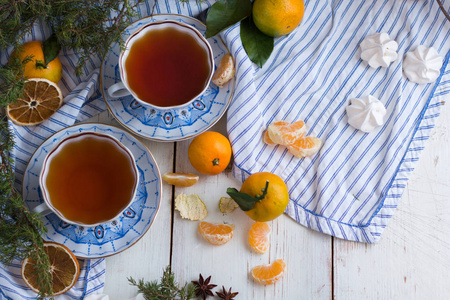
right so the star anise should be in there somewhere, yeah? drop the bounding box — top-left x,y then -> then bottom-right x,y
216,285 -> 239,300
192,274 -> 217,299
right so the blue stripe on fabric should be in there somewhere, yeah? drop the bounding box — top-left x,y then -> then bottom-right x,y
298,1 -> 440,219
229,1 -> 445,244
362,51 -> 450,226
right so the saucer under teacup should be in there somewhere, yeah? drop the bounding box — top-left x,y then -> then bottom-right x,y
22,123 -> 162,258
100,14 -> 235,142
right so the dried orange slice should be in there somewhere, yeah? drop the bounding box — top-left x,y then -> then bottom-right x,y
7,78 -> 63,126
175,194 -> 208,221
21,241 -> 80,296
198,221 -> 234,245
249,222 -> 271,254
251,259 -> 286,285
287,136 -> 322,158
163,172 -> 199,187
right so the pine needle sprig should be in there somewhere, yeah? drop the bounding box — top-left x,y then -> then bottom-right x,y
0,119 -> 53,299
0,0 -> 148,75
128,266 -> 196,300
0,52 -> 31,108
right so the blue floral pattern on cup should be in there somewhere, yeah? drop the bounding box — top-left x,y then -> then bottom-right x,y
101,14 -> 234,141
22,123 -> 162,258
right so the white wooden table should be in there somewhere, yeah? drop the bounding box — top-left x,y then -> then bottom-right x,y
90,102 -> 450,299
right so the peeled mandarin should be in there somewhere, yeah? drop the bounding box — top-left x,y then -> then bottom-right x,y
251,259 -> 286,285
198,221 -> 234,245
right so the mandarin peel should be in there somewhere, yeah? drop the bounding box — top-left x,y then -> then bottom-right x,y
174,194 -> 207,221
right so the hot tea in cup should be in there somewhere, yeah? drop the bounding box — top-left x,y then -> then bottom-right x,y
107,20 -> 214,109
36,132 -> 139,227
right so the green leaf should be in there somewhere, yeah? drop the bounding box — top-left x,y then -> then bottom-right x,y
205,0 -> 252,38
42,33 -> 61,65
240,16 -> 274,68
226,188 -> 258,211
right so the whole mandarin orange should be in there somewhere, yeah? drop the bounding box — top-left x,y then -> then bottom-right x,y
11,41 -> 62,83
240,172 -> 289,222
188,131 -> 232,175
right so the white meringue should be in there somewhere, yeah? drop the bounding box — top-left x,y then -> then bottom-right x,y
403,45 -> 443,84
360,33 -> 398,68
346,95 -> 387,133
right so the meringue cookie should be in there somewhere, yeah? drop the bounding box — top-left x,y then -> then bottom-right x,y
403,45 -> 443,84
360,33 -> 398,68
346,95 -> 387,133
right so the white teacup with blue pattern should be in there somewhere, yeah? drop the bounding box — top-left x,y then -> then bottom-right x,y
107,20 -> 214,110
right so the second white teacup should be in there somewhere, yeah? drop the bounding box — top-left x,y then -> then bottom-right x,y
107,20 -> 214,109
35,132 -> 139,227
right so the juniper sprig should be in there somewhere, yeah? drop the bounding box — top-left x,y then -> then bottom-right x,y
128,266 -> 197,300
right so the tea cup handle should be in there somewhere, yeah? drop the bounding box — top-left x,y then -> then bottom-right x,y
107,82 -> 131,99
33,202 -> 53,216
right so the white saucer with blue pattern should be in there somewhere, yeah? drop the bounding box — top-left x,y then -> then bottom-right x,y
22,123 -> 162,258
100,14 -> 235,142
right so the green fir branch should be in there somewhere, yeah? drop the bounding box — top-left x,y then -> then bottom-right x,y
0,119 -> 53,299
0,1 -> 203,298
0,50 -> 30,108
128,266 -> 196,300
0,0 -> 148,75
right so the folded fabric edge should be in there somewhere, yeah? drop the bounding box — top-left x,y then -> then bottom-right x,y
232,51 -> 450,243
80,258 -> 106,298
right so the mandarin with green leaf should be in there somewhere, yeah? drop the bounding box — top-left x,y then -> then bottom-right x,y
227,172 -> 289,222
11,40 -> 62,84
252,0 -> 305,37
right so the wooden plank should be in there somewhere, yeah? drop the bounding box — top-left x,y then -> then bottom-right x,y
334,106 -> 450,299
96,111 -> 174,298
170,117 -> 333,299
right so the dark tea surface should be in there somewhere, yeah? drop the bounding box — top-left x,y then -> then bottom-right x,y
44,134 -> 137,225
124,25 -> 211,107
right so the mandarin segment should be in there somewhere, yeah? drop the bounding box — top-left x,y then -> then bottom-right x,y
249,222 -> 271,254
21,241 -> 80,296
251,259 -> 286,285
287,136 -> 322,158
163,172 -> 199,187
6,78 -> 63,126
198,221 -> 234,245
212,53 -> 235,87
263,130 -> 276,145
282,120 -> 306,144
266,121 -> 290,144
264,120 -> 321,158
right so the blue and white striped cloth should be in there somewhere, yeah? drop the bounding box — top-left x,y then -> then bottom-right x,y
0,259 -> 105,300
0,15 -> 108,300
226,0 -> 450,243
